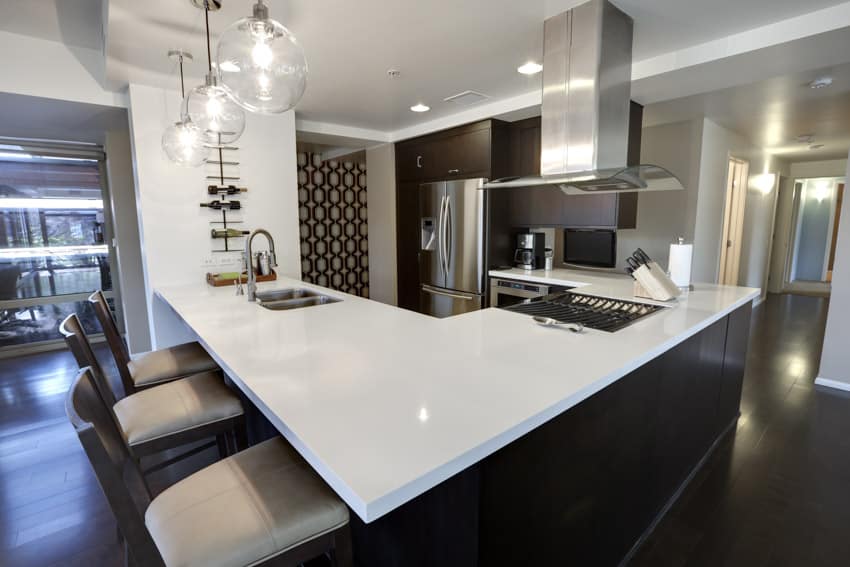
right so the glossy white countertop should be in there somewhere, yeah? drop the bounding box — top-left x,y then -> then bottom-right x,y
155,272 -> 758,523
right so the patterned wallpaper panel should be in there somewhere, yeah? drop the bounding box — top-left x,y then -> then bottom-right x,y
296,153 -> 369,297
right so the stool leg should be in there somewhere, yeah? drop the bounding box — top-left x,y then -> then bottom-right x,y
233,418 -> 249,452
330,525 -> 353,567
216,434 -> 229,458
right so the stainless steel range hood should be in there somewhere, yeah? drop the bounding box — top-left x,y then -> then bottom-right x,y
483,0 -> 683,194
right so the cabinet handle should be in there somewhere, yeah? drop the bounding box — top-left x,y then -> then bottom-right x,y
448,169 -> 460,174
416,156 -> 423,168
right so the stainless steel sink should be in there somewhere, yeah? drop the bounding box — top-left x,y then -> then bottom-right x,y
256,288 -> 340,311
255,288 -> 321,302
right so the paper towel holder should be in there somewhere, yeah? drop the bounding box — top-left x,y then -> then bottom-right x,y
669,236 -> 695,291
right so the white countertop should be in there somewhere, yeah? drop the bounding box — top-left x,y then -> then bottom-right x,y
155,271 -> 758,523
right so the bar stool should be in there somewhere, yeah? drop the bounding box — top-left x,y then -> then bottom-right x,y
89,290 -> 218,396
60,313 -> 245,479
67,367 -> 352,567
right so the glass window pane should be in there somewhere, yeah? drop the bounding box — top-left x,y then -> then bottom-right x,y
0,299 -> 103,349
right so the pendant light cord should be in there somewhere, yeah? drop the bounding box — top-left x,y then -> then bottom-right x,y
204,1 -> 213,73
179,56 -> 185,98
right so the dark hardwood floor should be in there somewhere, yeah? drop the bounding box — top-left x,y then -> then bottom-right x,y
0,293 -> 846,566
628,293 -> 850,567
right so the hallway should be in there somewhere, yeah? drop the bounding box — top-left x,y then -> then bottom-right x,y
0,294 -> 848,566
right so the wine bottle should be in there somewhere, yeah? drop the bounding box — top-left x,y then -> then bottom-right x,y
207,184 -> 248,195
210,228 -> 249,238
200,200 -> 241,210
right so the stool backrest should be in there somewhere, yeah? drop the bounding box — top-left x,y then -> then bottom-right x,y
89,290 -> 135,396
66,368 -> 165,567
59,313 -> 119,408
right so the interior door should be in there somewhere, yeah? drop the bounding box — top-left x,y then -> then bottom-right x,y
719,158 -> 749,285
419,182 -> 445,289
444,179 -> 486,294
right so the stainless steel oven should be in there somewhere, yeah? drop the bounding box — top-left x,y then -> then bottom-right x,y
489,277 -> 571,308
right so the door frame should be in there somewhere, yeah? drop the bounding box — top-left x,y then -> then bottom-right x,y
781,177 -> 836,295
718,156 -> 749,285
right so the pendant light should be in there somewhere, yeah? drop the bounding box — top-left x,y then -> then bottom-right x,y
183,0 -> 246,147
162,50 -> 210,166
216,0 -> 307,114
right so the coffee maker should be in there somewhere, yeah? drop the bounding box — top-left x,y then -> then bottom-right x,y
514,232 -> 546,270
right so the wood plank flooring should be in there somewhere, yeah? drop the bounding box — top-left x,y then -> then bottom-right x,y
0,293 -> 846,566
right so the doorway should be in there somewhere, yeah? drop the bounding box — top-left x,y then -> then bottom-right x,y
719,157 -> 749,285
783,176 -> 846,293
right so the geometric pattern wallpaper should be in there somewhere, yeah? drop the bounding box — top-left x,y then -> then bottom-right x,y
296,152 -> 369,297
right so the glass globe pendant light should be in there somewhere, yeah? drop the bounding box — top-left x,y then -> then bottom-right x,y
216,0 -> 308,114
183,0 -> 246,147
162,50 -> 209,166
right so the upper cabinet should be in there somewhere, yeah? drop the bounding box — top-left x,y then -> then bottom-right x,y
395,120 -> 510,183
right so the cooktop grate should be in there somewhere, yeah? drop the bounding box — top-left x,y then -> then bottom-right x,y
504,292 -> 666,332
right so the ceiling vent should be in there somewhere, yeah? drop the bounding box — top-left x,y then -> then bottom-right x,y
444,90 -> 490,105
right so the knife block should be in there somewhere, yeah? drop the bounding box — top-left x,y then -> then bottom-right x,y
632,263 -> 681,302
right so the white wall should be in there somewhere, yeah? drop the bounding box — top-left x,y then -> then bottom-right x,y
691,118 -> 773,284
365,143 -> 398,305
127,83 -> 300,349
816,154 -> 850,391
617,119 -> 703,271
104,127 -> 151,353
0,31 -> 125,108
738,156 -> 790,301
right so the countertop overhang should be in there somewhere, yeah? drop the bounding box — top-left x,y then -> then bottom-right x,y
155,270 -> 758,522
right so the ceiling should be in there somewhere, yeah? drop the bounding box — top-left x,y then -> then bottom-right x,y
1,0 -> 849,162
0,0 -> 104,51
0,92 -> 128,145
644,62 -> 850,162
104,0 -> 850,132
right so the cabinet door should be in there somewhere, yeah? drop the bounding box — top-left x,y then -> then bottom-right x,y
438,128 -> 491,179
395,181 -> 422,310
396,141 -> 437,181
562,194 -> 619,228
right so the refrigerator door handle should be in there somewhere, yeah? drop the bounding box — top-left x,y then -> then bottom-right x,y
444,194 -> 452,275
436,193 -> 446,276
422,284 -> 477,301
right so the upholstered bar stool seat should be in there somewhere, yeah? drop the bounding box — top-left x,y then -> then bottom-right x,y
114,370 -> 243,446
128,342 -> 218,389
146,437 -> 349,567
67,368 -> 352,567
89,290 -> 218,395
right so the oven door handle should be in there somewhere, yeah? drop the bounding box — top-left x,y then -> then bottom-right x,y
422,284 -> 477,301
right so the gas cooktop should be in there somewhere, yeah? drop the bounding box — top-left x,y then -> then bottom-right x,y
503,292 -> 665,332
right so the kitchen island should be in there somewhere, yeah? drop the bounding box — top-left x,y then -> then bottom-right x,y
155,272 -> 758,566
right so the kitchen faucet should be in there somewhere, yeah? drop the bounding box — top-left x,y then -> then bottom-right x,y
244,228 -> 277,301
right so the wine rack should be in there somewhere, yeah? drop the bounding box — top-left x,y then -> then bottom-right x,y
203,147 -> 247,253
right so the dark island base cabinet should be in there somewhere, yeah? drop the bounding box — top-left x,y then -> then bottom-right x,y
350,303 -> 753,567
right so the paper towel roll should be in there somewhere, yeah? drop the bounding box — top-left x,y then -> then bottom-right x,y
668,242 -> 693,287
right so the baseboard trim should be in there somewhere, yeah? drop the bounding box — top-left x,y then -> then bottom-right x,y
814,377 -> 850,392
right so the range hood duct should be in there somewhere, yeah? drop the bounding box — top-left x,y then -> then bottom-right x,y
484,0 -> 683,194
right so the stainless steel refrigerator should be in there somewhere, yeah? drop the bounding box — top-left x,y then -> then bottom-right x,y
419,179 -> 487,317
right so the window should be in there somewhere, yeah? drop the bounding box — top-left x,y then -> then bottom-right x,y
0,142 -> 119,353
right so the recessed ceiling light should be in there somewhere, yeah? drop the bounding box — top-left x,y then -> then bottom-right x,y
795,134 -> 815,143
410,103 -> 430,113
808,76 -> 833,89
517,62 -> 543,75
809,143 -> 825,150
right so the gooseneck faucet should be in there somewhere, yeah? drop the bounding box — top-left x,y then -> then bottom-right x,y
244,228 -> 277,301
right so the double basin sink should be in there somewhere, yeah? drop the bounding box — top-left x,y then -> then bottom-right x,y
255,288 -> 341,311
